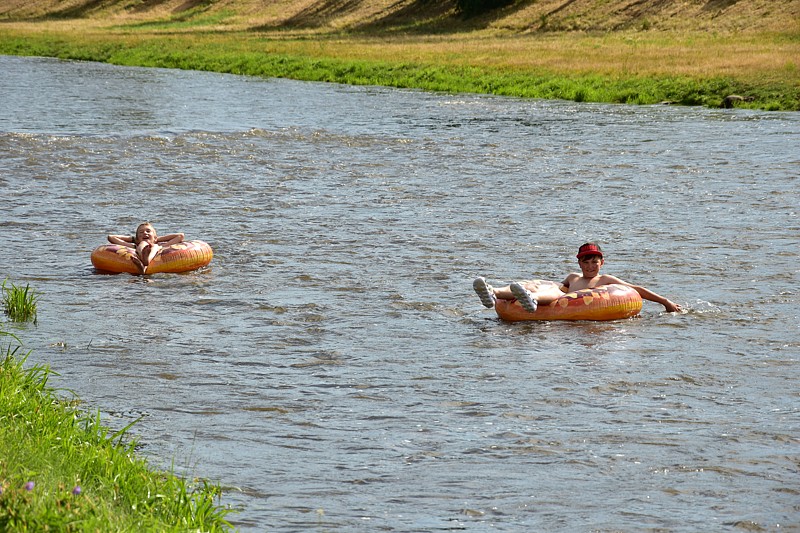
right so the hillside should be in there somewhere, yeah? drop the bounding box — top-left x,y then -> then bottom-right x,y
2,0 -> 799,35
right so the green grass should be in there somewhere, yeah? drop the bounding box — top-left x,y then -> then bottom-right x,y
0,329 -> 234,531
0,29 -> 796,111
2,279 -> 39,324
117,8 -> 237,31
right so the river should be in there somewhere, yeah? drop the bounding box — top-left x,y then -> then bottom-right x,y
1,54 -> 798,531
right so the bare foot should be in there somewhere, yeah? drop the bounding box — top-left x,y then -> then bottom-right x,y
131,256 -> 146,275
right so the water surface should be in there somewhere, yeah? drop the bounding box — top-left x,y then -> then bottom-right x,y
1,55 -> 798,531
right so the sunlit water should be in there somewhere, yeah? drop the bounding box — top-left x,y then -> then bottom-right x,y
1,55 -> 798,531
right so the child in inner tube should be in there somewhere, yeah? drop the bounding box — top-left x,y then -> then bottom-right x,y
107,222 -> 184,275
473,242 -> 682,313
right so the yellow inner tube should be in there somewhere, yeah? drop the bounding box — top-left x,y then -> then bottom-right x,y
494,284 -> 642,322
91,240 -> 213,274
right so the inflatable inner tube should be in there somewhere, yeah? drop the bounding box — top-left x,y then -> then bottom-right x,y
494,283 -> 642,322
91,240 -> 213,274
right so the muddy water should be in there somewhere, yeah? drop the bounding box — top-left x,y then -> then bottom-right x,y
1,55 -> 798,531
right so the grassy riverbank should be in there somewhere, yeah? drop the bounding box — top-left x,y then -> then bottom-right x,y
1,0 -> 798,110
0,331 -> 233,530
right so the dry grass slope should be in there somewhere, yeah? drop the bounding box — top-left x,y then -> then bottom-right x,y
1,0 -> 799,35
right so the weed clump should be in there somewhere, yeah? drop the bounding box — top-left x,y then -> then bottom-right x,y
2,279 -> 39,324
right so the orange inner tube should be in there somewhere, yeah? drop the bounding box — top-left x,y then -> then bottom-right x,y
91,240 -> 213,274
494,284 -> 642,322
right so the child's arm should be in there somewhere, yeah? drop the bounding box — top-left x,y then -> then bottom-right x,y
108,234 -> 135,248
633,285 -> 681,312
603,275 -> 682,312
157,233 -> 184,245
560,273 -> 579,292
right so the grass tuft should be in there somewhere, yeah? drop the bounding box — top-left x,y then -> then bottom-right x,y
2,279 -> 39,324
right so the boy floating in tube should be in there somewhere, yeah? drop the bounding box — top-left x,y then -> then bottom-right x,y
473,242 -> 682,313
107,222 -> 184,275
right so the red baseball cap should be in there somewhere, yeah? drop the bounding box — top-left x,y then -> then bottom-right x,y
577,243 -> 603,258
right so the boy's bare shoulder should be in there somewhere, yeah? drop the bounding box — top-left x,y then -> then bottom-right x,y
562,272 -> 582,289
599,274 -> 627,285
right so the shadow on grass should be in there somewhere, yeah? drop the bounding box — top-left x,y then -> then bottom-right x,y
248,0 -> 535,35
8,0 -> 210,21
268,0 -> 760,35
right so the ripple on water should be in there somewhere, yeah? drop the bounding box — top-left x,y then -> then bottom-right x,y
1,55 -> 799,532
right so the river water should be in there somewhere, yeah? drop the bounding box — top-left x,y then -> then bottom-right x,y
1,54 -> 798,531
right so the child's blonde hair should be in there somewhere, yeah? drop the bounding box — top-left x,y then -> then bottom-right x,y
133,222 -> 156,244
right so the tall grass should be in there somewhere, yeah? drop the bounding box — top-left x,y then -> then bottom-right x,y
2,279 -> 39,324
0,330 -> 233,530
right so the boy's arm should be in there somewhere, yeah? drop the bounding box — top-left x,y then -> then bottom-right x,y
108,234 -> 134,247
157,233 -> 185,245
560,273 -> 578,292
631,285 -> 682,312
603,275 -> 682,312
